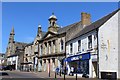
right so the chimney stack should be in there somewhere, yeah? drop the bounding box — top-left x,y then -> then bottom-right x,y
81,12 -> 91,27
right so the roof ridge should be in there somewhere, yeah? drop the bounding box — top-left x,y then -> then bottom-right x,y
15,41 -> 28,44
62,21 -> 81,29
66,8 -> 119,42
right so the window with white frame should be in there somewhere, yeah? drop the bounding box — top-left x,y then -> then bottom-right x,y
94,34 -> 97,50
70,43 -> 73,54
60,39 -> 64,51
78,40 -> 81,52
88,35 -> 92,49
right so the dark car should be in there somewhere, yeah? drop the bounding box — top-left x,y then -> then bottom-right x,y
3,65 -> 13,71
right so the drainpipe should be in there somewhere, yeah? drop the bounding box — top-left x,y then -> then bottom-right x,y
64,34 -> 67,80
38,41 -> 39,72
96,28 -> 99,79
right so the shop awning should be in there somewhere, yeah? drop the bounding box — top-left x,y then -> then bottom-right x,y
21,62 -> 33,65
64,52 -> 91,62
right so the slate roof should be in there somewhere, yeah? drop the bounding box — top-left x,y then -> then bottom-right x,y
67,8 -> 120,42
41,31 -> 46,37
7,41 -> 28,58
58,21 -> 81,34
25,42 -> 33,47
26,31 -> 46,46
15,41 -> 28,50
66,21 -> 83,42
0,53 -> 5,57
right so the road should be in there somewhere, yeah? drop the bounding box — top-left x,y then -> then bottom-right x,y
0,71 -> 101,80
0,71 -> 48,80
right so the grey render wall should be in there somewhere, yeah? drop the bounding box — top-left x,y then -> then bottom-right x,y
98,10 -> 119,78
118,10 -> 120,78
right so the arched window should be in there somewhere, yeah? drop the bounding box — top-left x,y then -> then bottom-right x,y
26,58 -> 28,62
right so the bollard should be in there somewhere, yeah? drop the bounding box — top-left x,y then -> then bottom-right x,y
76,73 -> 77,80
55,71 -> 56,79
49,71 -> 50,77
64,67 -> 66,80
60,69 -> 61,77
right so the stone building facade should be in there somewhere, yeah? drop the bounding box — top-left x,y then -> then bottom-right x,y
0,53 -> 5,66
37,12 -> 92,75
22,12 -> 91,74
38,13 -> 66,74
23,25 -> 46,72
6,27 -> 27,70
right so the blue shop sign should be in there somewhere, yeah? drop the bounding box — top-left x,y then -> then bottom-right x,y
65,52 -> 90,62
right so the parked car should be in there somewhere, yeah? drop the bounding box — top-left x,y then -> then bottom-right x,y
0,66 -> 4,70
2,65 -> 13,71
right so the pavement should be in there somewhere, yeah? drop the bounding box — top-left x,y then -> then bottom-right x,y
26,71 -> 99,80
0,70 -> 100,80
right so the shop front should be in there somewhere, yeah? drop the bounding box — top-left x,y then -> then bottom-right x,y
65,52 -> 91,76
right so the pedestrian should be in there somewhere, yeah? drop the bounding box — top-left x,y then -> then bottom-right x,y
71,67 -> 74,76
56,66 -> 59,75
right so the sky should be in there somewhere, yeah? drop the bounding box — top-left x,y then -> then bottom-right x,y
1,2 -> 119,53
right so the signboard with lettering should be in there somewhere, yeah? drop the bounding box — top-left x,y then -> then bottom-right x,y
65,52 -> 90,62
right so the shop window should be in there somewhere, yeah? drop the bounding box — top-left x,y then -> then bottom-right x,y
69,60 -> 89,74
88,35 -> 92,49
78,40 -> 81,52
70,43 -> 73,53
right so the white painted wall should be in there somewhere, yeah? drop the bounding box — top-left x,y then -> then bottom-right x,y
99,11 -> 119,78
118,10 -> 120,79
66,30 -> 97,57
66,30 -> 97,78
7,56 -> 18,70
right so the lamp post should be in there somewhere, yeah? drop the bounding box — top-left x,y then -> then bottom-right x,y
60,63 -> 61,77
48,59 -> 50,77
